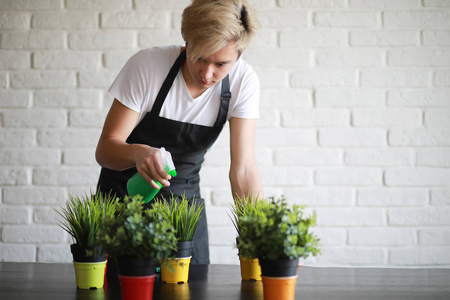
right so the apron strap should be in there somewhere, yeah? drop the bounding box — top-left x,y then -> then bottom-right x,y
214,74 -> 231,127
150,49 -> 232,127
150,49 -> 187,118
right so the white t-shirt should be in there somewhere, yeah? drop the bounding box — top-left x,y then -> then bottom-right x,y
108,45 -> 260,127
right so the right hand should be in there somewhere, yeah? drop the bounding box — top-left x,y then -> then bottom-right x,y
134,145 -> 172,189
95,100 -> 172,189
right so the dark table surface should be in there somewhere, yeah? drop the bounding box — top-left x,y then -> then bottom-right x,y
0,262 -> 449,300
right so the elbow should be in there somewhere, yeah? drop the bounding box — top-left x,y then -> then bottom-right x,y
95,138 -> 111,168
95,146 -> 106,167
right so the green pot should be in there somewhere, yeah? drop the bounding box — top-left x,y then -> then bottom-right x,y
73,261 -> 106,289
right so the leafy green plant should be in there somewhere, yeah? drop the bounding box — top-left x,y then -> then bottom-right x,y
238,196 -> 321,261
97,195 -> 177,261
56,191 -> 119,248
152,194 -> 204,242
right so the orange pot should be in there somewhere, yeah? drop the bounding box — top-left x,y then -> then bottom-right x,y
261,275 -> 297,300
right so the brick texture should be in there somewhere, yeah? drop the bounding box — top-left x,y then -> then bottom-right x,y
0,0 -> 449,268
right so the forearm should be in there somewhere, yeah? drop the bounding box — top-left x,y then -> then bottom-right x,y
228,117 -> 263,201
95,99 -> 150,171
95,137 -> 148,171
229,163 -> 263,201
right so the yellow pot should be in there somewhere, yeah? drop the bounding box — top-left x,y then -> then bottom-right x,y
239,256 -> 262,281
73,261 -> 106,289
161,257 -> 191,284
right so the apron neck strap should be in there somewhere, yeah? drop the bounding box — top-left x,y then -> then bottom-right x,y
151,48 -> 232,128
214,74 -> 231,127
150,49 -> 187,118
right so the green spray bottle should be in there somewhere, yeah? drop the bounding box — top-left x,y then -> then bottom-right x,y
126,147 -> 177,203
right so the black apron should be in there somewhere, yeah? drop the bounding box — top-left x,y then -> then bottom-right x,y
97,49 -> 231,265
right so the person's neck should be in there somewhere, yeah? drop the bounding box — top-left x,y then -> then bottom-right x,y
181,64 -> 207,99
180,47 -> 207,99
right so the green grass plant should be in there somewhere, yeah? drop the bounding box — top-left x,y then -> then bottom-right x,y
229,195 -> 267,237
152,195 -> 204,242
56,191 -> 119,248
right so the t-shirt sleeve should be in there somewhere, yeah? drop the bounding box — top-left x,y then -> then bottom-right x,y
108,50 -> 148,113
229,66 -> 260,120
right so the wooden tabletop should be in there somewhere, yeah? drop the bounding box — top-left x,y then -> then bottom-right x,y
0,262 -> 449,300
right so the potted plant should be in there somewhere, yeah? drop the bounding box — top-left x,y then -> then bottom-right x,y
238,197 -> 321,300
229,195 -> 268,281
152,194 -> 204,284
97,195 -> 177,300
56,191 -> 119,289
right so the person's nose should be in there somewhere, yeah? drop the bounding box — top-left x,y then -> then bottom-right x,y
202,63 -> 214,80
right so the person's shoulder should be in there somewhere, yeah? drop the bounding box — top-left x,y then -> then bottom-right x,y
230,56 -> 259,84
129,45 -> 183,66
140,45 -> 182,56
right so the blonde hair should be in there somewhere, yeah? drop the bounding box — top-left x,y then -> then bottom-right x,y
181,0 -> 259,58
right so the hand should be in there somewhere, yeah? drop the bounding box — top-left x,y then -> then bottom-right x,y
134,145 -> 172,189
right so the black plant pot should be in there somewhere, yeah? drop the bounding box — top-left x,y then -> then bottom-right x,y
259,258 -> 299,277
175,241 -> 193,258
70,244 -> 106,262
116,257 -> 155,276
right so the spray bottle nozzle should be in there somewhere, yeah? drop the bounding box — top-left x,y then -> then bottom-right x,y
160,147 -> 177,176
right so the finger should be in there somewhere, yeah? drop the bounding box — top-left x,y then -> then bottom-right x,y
139,170 -> 161,189
156,150 -> 173,177
138,162 -> 165,189
149,156 -> 171,187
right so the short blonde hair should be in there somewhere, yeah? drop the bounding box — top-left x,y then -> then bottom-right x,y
181,0 -> 259,58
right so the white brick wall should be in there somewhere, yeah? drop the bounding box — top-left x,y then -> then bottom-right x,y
0,0 -> 449,268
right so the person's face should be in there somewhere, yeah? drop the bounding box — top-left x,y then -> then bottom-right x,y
184,41 -> 239,91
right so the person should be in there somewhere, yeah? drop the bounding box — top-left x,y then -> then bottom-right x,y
95,0 -> 263,265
